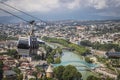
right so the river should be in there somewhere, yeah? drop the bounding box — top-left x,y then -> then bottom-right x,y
46,43 -> 98,80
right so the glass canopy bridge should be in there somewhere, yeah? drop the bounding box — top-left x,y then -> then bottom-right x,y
53,60 -> 99,71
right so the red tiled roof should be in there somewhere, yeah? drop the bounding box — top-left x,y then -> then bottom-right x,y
2,65 -> 10,71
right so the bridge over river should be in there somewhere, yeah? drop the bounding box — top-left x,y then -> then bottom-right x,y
53,60 -> 98,71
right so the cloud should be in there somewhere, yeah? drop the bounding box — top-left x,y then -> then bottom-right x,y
63,0 -> 80,9
88,0 -> 108,9
2,0 -> 82,12
1,0 -> 120,11
0,0 -> 120,20
5,0 -> 60,12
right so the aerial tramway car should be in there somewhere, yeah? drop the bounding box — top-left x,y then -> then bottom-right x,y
17,21 -> 39,60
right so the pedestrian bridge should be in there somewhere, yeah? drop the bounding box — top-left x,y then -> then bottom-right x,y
53,60 -> 98,71
62,61 -> 96,67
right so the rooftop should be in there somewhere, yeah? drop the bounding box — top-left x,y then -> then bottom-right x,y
3,70 -> 16,76
46,65 -> 53,73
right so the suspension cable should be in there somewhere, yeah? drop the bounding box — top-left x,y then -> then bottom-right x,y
0,1 -> 47,23
0,7 -> 29,22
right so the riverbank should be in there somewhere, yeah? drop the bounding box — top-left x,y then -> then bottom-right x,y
43,36 -> 89,55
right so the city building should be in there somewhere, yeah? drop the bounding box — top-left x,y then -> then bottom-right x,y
106,49 -> 120,58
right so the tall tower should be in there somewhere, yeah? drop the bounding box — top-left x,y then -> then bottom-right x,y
46,65 -> 53,78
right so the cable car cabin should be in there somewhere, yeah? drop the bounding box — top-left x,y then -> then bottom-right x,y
29,36 -> 39,54
17,37 -> 30,49
17,37 -> 30,60
17,36 -> 39,57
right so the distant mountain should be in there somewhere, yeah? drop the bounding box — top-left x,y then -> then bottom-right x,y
0,16 -> 23,24
0,16 -> 120,26
50,19 -> 120,26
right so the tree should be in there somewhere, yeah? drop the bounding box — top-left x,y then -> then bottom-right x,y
117,73 -> 120,80
56,47 -> 62,55
7,49 -> 18,58
80,40 -> 92,47
0,61 -> 3,79
42,36 -> 88,54
37,77 -> 54,80
2,78 -> 7,80
46,78 -> 54,80
47,55 -> 54,64
62,65 -> 82,80
32,71 -> 38,80
12,67 -> 21,74
54,65 -> 82,80
76,72 -> 82,80
0,60 -> 3,68
92,43 -> 120,52
54,65 -> 65,80
29,78 -> 36,80
17,74 -> 23,80
106,76 -> 113,80
85,57 -> 93,63
87,75 -> 100,80
44,46 -> 53,55
54,57 -> 61,64
34,54 -> 41,60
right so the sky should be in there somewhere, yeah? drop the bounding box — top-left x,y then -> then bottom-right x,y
0,0 -> 120,23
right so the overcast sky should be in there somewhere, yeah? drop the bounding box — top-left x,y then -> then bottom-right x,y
0,0 -> 120,22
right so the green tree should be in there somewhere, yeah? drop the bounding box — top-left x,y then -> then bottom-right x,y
42,36 -> 88,54
29,78 -> 36,80
32,71 -> 38,80
76,72 -> 82,80
80,40 -> 92,47
12,67 -> 21,74
47,55 -> 54,64
46,78 -> 54,80
106,76 -> 113,80
85,57 -> 93,63
44,46 -> 53,55
92,43 -> 120,52
7,49 -> 18,58
56,47 -> 62,55
87,75 -> 100,80
0,60 -> 3,68
62,65 -> 82,80
117,74 -> 120,80
54,65 -> 65,80
17,74 -> 23,80
2,78 -> 7,80
54,65 -> 82,80
0,61 -> 3,79
54,57 -> 61,64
